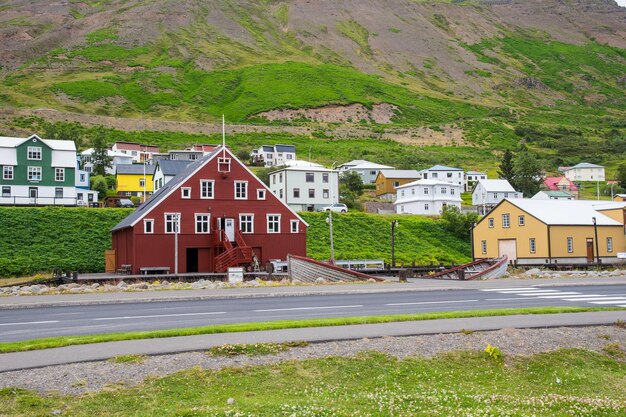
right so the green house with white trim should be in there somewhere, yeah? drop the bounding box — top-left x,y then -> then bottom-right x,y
0,134 -> 79,206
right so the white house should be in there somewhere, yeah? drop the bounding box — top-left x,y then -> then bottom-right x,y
394,179 -> 462,215
251,144 -> 296,167
111,141 -> 160,163
465,171 -> 487,191
81,148 -> 133,175
532,190 -> 574,200
269,165 -> 339,212
153,159 -> 192,191
337,160 -> 394,184
561,163 -> 605,182
419,165 -> 465,189
472,179 -> 522,214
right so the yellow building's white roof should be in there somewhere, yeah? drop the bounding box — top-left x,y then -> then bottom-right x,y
505,199 -> 626,226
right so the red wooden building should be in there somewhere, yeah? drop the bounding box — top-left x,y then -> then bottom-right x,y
111,146 -> 307,274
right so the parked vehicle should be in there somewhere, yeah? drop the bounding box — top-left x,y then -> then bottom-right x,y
319,203 -> 348,213
116,198 -> 135,208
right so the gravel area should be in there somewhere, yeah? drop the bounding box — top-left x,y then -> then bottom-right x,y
1,325 -> 624,395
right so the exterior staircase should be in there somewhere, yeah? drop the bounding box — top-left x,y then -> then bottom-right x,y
215,230 -> 254,273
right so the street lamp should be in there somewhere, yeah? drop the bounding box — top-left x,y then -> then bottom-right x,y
174,213 -> 180,275
327,162 -> 339,265
592,216 -> 600,264
142,146 -> 147,203
391,220 -> 399,268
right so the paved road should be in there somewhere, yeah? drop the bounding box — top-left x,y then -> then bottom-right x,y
2,283 -> 625,342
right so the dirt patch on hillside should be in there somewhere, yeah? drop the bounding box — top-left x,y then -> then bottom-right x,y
0,108 -> 467,148
255,103 -> 398,124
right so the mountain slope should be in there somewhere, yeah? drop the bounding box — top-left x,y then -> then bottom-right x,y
0,0 -> 625,174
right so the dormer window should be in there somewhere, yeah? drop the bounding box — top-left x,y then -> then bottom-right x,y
28,147 -> 42,160
218,157 -> 231,172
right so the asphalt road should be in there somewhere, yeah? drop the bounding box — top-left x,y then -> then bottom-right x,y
2,283 -> 625,342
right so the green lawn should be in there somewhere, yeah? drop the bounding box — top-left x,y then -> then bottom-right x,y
1,348 -> 624,416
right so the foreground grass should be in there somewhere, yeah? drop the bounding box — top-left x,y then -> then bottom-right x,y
0,307 -> 618,353
1,349 -> 625,416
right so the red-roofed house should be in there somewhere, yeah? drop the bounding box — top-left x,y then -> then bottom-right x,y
542,176 -> 579,199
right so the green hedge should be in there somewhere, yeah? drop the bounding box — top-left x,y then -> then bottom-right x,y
0,207 -> 130,277
300,212 -> 471,265
0,208 -> 470,278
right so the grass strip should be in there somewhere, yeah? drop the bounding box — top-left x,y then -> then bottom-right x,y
0,306 -> 621,353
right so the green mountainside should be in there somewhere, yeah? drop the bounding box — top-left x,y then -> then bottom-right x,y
0,0 -> 625,173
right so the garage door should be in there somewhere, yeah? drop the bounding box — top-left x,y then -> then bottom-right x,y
498,239 -> 517,261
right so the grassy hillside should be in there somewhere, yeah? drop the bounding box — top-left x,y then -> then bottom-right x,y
0,208 -> 470,278
0,0 -> 624,176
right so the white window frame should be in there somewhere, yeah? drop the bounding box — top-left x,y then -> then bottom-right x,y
234,181 -> 248,200
55,187 -> 63,198
607,237 -> 613,253
290,220 -> 299,233
28,166 -> 42,181
218,157 -> 231,173
55,167 -> 65,182
267,214 -> 280,234
305,172 -> 314,183
567,237 -> 574,253
239,214 -> 254,234
181,187 -> 191,199
1,186 -> 10,197
195,213 -> 210,234
322,173 -> 329,183
200,180 -> 214,199
481,240 -> 487,254
529,238 -> 536,254
3,166 -> 13,180
144,219 -> 154,234
488,218 -> 494,228
27,146 -> 42,160
164,213 -> 181,234
518,215 -> 525,226
257,189 -> 266,200
502,213 -> 510,228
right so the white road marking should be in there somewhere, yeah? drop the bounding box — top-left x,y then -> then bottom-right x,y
386,300 -> 479,306
499,289 -> 561,294
542,294 -> 604,299
561,297 -> 626,302
254,305 -> 363,312
517,291 -> 580,297
480,288 -> 538,292
0,320 -> 59,327
483,297 -> 530,301
589,299 -> 626,305
93,312 -> 227,321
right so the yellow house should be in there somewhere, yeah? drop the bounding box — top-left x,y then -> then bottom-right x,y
472,199 -> 626,265
116,164 -> 155,200
375,170 -> 421,200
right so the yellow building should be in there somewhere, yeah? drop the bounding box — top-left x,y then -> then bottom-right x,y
472,199 -> 626,265
116,164 -> 155,200
375,170 -> 421,200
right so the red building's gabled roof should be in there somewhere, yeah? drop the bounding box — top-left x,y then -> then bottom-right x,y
543,176 -> 579,191
111,146 -> 307,232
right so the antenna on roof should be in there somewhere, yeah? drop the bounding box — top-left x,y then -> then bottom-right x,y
222,114 -> 226,148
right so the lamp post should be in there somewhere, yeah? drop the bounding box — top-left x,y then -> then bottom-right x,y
391,220 -> 398,268
142,146 -> 147,203
327,162 -> 338,265
174,213 -> 180,275
592,216 -> 600,264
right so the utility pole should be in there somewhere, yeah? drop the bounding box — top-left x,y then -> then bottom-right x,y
592,216 -> 600,264
391,221 -> 395,268
174,213 -> 180,275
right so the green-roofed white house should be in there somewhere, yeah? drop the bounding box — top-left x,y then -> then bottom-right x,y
0,134 -> 80,206
532,190 -> 575,200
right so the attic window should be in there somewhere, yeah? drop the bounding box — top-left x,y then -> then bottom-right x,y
218,157 -> 231,173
